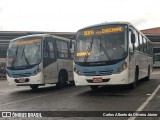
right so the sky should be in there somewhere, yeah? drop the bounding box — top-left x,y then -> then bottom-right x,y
0,0 -> 160,32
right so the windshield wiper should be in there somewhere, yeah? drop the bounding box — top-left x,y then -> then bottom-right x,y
99,38 -> 111,60
22,46 -> 30,66
10,46 -> 18,67
83,38 -> 94,63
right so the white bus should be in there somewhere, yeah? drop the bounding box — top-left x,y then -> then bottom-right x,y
0,44 -> 9,77
153,53 -> 160,67
73,22 -> 153,90
6,34 -> 74,90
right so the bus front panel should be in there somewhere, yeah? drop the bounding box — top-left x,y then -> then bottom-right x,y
6,36 -> 43,86
74,24 -> 128,86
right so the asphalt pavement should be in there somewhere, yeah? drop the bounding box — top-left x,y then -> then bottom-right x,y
0,69 -> 160,120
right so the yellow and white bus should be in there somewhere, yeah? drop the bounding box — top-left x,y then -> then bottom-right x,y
6,34 -> 74,90
73,22 -> 153,90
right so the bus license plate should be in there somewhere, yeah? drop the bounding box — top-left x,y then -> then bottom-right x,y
93,78 -> 102,82
18,78 -> 26,83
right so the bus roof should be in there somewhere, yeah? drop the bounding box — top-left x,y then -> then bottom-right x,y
77,21 -> 151,42
10,34 -> 70,42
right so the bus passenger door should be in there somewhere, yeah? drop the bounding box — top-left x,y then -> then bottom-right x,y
56,40 -> 73,81
43,38 -> 57,84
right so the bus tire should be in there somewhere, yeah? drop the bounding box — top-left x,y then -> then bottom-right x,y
145,66 -> 150,81
57,71 -> 67,88
90,86 -> 99,91
30,85 -> 39,90
130,69 -> 139,89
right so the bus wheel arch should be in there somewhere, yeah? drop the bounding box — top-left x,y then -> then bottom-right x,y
56,69 -> 68,88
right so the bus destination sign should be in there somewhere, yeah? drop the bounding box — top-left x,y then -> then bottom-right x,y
83,26 -> 124,36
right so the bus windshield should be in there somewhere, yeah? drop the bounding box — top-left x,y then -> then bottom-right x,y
6,37 -> 42,70
74,25 -> 128,65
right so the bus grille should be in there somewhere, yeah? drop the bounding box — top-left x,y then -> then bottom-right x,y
11,73 -> 31,78
83,70 -> 113,76
83,71 -> 96,76
99,70 -> 113,75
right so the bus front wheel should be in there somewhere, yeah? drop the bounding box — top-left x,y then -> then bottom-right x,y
30,85 -> 39,90
130,69 -> 139,89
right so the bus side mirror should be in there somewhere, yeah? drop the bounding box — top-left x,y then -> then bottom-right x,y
131,34 -> 135,43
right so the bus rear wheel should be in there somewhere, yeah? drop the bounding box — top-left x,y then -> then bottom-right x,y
145,66 -> 150,81
56,71 -> 67,88
30,85 -> 39,90
90,86 -> 99,91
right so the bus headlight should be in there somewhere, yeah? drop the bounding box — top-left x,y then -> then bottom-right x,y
74,67 -> 82,75
118,62 -> 127,73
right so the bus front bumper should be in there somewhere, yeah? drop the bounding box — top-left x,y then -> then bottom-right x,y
6,72 -> 44,86
74,69 -> 128,86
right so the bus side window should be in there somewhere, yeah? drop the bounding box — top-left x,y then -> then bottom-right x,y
43,38 -> 57,68
43,42 -> 49,58
43,37 -> 56,60
56,40 -> 69,59
129,27 -> 139,52
146,39 -> 150,55
143,37 -> 147,53
48,42 -> 55,59
139,34 -> 143,52
150,43 -> 153,55
134,30 -> 139,51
